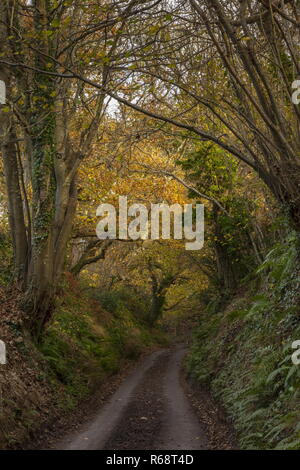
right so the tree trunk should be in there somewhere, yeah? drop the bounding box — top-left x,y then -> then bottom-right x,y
0,2 -> 29,284
213,204 -> 237,292
19,0 -> 79,338
148,293 -> 165,326
2,129 -> 29,282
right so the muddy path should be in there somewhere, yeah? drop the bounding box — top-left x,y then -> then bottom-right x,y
54,346 -> 235,450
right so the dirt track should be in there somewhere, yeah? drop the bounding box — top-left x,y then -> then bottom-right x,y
54,346 -> 235,450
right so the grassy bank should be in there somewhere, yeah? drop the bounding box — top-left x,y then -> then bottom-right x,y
0,277 -> 167,449
187,235 -> 300,450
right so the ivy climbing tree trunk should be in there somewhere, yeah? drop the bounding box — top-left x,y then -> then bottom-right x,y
21,0 -> 79,337
0,1 -> 79,337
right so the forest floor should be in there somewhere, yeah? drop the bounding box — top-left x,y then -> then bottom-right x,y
41,345 -> 237,450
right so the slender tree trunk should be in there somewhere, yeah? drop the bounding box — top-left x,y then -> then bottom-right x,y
213,204 -> 237,292
2,129 -> 29,282
0,2 -> 28,284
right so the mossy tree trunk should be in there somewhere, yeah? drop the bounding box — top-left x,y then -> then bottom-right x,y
148,292 -> 166,327
0,1 -> 79,338
22,0 -> 79,338
0,2 -> 29,283
212,204 -> 237,293
148,266 -> 179,326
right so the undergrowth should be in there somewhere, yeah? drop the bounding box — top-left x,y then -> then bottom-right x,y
0,278 -> 167,449
39,281 -> 168,411
187,234 -> 300,449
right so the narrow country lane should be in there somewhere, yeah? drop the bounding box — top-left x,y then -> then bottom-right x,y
155,348 -> 207,450
55,346 -> 207,450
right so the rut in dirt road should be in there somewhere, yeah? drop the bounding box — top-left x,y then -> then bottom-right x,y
56,347 -> 207,450
155,348 -> 207,450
